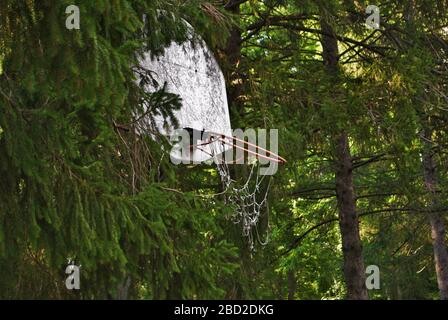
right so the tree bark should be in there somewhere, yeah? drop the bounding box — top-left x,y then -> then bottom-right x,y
334,133 -> 368,300
404,0 -> 448,300
422,127 -> 448,300
287,270 -> 296,300
222,3 -> 244,120
221,2 -> 249,300
116,276 -> 131,300
320,16 -> 368,300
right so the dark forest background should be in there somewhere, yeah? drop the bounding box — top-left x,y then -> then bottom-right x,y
1,0 -> 448,299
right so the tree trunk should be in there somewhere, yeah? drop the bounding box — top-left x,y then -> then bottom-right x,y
222,2 -> 244,121
116,276 -> 131,300
335,133 -> 368,300
287,270 -> 296,300
222,1 -> 249,300
422,127 -> 448,300
320,16 -> 368,300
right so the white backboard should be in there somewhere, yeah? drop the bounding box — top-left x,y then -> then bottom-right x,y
139,24 -> 232,163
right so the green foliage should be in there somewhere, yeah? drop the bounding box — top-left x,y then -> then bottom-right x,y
1,0 -> 447,300
225,0 -> 448,300
0,0 -> 238,299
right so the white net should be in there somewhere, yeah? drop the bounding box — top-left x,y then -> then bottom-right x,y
209,137 -> 271,251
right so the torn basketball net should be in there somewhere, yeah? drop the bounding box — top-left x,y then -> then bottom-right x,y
201,132 -> 285,250
138,19 -> 286,250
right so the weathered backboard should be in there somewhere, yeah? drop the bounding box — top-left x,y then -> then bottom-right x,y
139,24 -> 232,163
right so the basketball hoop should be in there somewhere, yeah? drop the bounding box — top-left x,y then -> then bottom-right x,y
137,20 -> 286,250
200,132 -> 284,251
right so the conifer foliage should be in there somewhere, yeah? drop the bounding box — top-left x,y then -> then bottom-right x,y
0,0 -> 236,299
1,0 -> 448,300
